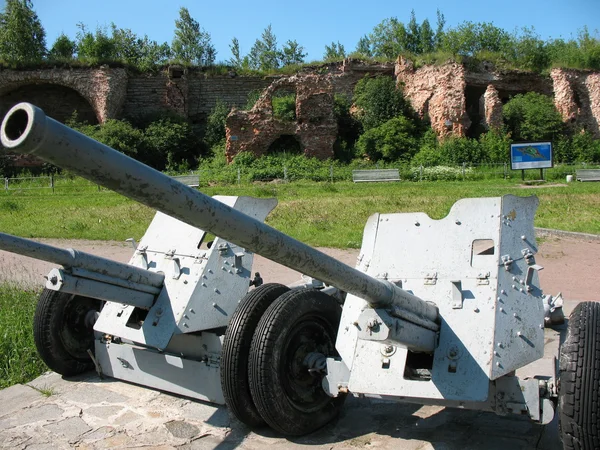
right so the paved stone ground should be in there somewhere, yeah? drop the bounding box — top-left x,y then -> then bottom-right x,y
0,305 -> 571,450
1,235 -> 594,449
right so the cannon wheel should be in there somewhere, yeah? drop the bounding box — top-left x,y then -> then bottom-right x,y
220,283 -> 290,427
559,301 -> 600,450
33,289 -> 102,376
249,288 -> 346,436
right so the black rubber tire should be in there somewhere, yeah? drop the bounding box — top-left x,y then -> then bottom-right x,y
33,289 -> 102,376
220,283 -> 290,427
559,301 -> 600,450
248,288 -> 346,436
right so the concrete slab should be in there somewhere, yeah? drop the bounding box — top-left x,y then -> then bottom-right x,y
0,384 -> 42,418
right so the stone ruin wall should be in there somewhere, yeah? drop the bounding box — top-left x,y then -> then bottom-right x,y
1,60 -> 599,166
395,57 -> 600,139
225,74 -> 338,162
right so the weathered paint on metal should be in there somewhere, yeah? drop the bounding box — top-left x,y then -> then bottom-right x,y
0,231 -> 164,288
0,102 -> 438,324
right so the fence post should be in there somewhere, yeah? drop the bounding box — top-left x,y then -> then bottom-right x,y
237,168 -> 241,185
462,162 -> 466,179
4,177 -> 7,191
283,165 -> 288,183
50,174 -> 55,194
420,165 -> 423,182
504,162 -> 507,179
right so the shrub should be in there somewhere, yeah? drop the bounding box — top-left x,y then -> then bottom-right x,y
439,136 -> 486,164
570,130 -> 600,163
353,75 -> 413,131
355,116 -> 419,162
272,93 -> 296,121
144,118 -> 203,171
479,130 -> 512,163
503,92 -> 563,142
204,100 -> 230,148
412,145 -> 443,167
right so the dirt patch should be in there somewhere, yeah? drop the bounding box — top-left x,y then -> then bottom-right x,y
0,235 -> 596,301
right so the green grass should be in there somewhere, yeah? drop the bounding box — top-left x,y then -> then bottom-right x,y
0,284 -> 45,388
1,177 -> 599,388
1,178 -> 597,248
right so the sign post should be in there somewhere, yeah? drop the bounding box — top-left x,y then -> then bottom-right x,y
510,142 -> 553,181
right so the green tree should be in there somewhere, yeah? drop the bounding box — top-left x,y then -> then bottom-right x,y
228,37 -> 244,68
249,25 -> 279,70
0,0 -> 46,63
406,10 -> 421,53
369,18 -> 407,58
353,75 -> 412,131
434,9 -> 446,48
502,92 -> 563,141
354,35 -> 373,57
75,23 -> 116,61
171,7 -> 215,65
203,101 -> 230,148
356,116 -> 419,161
49,33 -> 76,60
324,41 -> 346,60
279,39 -> 306,66
111,24 -> 170,69
420,19 -> 435,54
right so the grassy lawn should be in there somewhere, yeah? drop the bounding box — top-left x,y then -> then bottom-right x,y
0,284 -> 45,389
0,177 -> 598,388
0,179 -> 598,248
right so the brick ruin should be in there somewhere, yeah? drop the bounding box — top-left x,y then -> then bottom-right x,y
0,59 -> 598,166
225,74 -> 337,162
395,57 -> 600,139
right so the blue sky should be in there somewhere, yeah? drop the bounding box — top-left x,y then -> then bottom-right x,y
4,0 -> 600,62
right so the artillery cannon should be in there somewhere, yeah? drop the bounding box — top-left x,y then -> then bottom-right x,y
1,103 -> 597,448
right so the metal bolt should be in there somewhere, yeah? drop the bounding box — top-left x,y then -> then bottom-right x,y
221,266 -> 226,270
512,285 -> 517,289
513,313 -> 517,318
455,219 -> 461,225
512,276 -> 517,281
519,288 -> 524,293
183,323 -> 189,328
474,307 -> 480,313
496,362 -> 501,367
500,307 -> 504,312
521,235 -> 526,240
385,345 -> 394,353
212,302 -> 217,307
494,351 -> 499,356
49,275 -> 58,285
214,288 -> 219,293
189,309 -> 195,314
414,221 -> 420,226
517,331 -> 522,337
201,282 -> 207,287
497,342 -> 502,348
501,290 -> 506,295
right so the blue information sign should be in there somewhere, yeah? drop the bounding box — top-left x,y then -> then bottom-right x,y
510,142 -> 553,170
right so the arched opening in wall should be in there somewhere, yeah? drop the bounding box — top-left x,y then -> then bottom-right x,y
465,85 -> 487,138
0,84 -> 98,125
266,135 -> 302,156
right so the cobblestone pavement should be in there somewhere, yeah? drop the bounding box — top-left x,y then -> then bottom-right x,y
0,305 -> 570,450
1,235 -> 593,449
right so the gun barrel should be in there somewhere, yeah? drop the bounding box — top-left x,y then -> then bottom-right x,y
0,231 -> 164,288
1,103 -> 438,324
